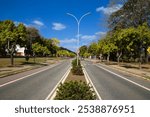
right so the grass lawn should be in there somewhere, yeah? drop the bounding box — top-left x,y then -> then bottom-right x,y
0,57 -> 61,67
100,61 -> 150,73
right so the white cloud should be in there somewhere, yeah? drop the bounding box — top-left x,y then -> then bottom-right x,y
63,45 -> 77,50
96,4 -> 123,15
60,31 -> 107,51
80,31 -> 107,45
52,22 -> 66,31
33,20 -> 44,26
95,31 -> 106,37
81,35 -> 97,40
60,38 -> 77,44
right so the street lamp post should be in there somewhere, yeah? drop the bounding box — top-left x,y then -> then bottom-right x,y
67,12 -> 91,66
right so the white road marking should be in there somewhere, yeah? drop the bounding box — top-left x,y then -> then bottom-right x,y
45,66 -> 71,100
83,67 -> 102,100
0,63 -> 60,88
96,64 -> 150,92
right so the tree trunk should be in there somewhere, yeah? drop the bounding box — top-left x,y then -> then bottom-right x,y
99,54 -> 102,62
117,52 -> 122,66
107,53 -> 110,63
10,53 -> 14,66
145,48 -> 148,63
139,53 -> 142,70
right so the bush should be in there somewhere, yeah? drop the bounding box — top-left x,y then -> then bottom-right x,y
55,81 -> 96,100
71,66 -> 83,75
71,59 -> 83,75
72,58 -> 81,67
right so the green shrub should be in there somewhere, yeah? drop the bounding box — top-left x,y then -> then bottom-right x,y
71,66 -> 83,75
55,81 -> 96,100
71,59 -> 83,75
72,59 -> 81,67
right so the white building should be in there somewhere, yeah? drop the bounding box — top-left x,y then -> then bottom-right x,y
15,45 -> 25,56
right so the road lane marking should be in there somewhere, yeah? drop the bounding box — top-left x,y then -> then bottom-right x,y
0,63 -> 61,88
45,66 -> 71,100
96,64 -> 150,92
83,67 -> 102,100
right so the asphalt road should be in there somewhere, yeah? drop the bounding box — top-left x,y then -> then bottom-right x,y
0,60 -> 71,100
83,60 -> 150,100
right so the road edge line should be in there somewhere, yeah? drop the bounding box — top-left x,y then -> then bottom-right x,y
45,66 -> 71,100
96,64 -> 150,92
82,67 -> 102,100
0,63 -> 61,88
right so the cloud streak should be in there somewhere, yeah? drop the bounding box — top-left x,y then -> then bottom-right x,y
96,4 -> 123,15
60,38 -> 77,44
33,20 -> 44,26
52,22 -> 66,31
81,35 -> 97,40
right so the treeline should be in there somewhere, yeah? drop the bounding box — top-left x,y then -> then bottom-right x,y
79,0 -> 150,67
0,20 -> 75,65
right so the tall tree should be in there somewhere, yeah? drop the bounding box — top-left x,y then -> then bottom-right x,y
109,0 -> 150,30
79,45 -> 88,57
25,27 -> 41,56
88,42 -> 98,57
49,38 -> 60,56
32,43 -> 50,56
0,20 -> 27,66
102,36 -> 117,62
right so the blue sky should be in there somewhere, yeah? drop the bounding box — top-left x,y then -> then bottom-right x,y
0,0 -> 122,51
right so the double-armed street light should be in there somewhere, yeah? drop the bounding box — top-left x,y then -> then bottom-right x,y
67,12 -> 91,66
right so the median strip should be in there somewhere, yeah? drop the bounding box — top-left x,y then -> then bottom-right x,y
47,59 -> 98,100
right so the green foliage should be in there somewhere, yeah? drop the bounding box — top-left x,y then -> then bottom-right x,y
95,22 -> 150,63
79,45 -> 88,57
83,52 -> 91,58
32,43 -> 51,56
72,59 -> 81,67
109,0 -> 150,30
57,50 -> 75,57
0,20 -> 27,65
0,20 -> 74,59
71,59 -> 83,75
147,47 -> 150,54
71,66 -> 83,75
55,81 -> 96,100
88,42 -> 98,56
107,0 -> 150,63
102,38 -> 117,55
51,38 -> 60,46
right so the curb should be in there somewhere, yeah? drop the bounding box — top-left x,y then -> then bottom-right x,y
45,66 -> 71,100
82,67 -> 102,100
